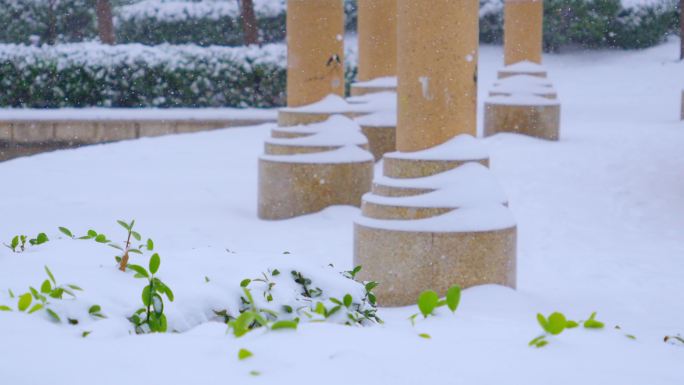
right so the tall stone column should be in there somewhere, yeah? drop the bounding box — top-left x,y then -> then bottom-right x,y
504,0 -> 543,65
259,1 -> 375,220
354,0 -> 517,306
396,0 -> 478,152
286,0 -> 345,108
484,0 -> 561,140
357,0 -> 396,80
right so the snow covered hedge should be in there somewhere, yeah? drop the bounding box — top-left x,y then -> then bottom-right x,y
115,0 -> 287,46
480,0 -> 678,50
0,0 -> 677,50
0,43 -> 357,108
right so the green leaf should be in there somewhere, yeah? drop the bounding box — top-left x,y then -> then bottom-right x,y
271,320 -> 298,331
95,234 -> 108,243
271,269 -> 280,276
44,265 -> 57,285
128,249 -> 143,255
117,220 -> 131,230
149,253 -> 161,275
240,279 -> 251,288
89,305 -> 102,314
46,308 -> 61,322
238,348 -> 253,360
232,312 -> 256,337
58,227 -> 73,238
17,293 -> 32,311
108,243 -> 123,251
127,264 -> 149,278
343,294 -> 353,308
0,305 -> 12,311
142,285 -> 152,307
49,288 -> 64,299
40,279 -> 52,294
146,239 -> 154,251
418,333 -> 431,339
584,312 -> 604,329
67,284 -> 83,291
546,312 -> 567,335
282,305 -> 293,313
82,331 -> 91,338
10,235 -> 19,250
249,371 -> 261,377
365,281 -> 379,292
35,233 -> 48,245
417,290 -> 439,318
8,289 -> 14,298
566,320 -> 579,329
446,285 -> 461,313
529,335 -> 546,347
314,302 -> 327,317
537,313 -> 548,330
626,334 -> 636,340
534,340 -> 549,348
131,231 -> 142,241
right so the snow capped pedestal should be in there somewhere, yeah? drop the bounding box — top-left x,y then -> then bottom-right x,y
484,61 -> 561,140
354,135 -> 517,306
258,115 -> 374,220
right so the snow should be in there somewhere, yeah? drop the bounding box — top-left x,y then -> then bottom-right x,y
273,114 -> 361,136
117,0 -> 286,22
281,92 -> 396,114
371,162 -> 509,205
354,111 -> 397,127
260,144 -> 373,164
265,117 -> 367,147
1,39 -> 684,384
384,134 -> 489,161
502,60 -> 547,72
486,94 -> 561,106
352,76 -> 398,88
0,107 -> 277,121
356,204 -> 516,232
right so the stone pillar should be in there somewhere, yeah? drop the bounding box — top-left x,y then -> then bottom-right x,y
286,0 -> 345,108
504,0 -> 543,66
484,0 -> 560,140
396,0 -> 478,152
354,1 -> 517,306
357,0 -> 397,82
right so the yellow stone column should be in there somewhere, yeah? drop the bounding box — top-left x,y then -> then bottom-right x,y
504,0 -> 543,65
357,0 -> 397,82
286,0 -> 345,107
396,0 -> 479,152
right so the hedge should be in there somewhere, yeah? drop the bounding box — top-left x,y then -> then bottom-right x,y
0,43 -> 358,108
0,0 -> 678,51
479,0 -> 679,50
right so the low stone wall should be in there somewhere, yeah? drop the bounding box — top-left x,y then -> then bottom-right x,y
0,117 -> 274,161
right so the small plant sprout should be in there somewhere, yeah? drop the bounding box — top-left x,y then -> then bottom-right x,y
127,253 -> 174,333
409,285 -> 462,324
3,233 -> 48,253
530,311 -> 604,348
664,335 -> 684,345
0,266 -> 83,323
62,220 -> 154,271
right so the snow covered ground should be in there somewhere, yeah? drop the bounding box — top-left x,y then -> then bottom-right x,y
1,39 -> 684,384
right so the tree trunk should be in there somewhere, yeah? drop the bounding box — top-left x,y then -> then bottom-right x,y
239,0 -> 259,46
96,0 -> 116,45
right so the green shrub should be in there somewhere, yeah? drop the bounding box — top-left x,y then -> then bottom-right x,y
0,0 -> 96,45
0,42 -> 358,108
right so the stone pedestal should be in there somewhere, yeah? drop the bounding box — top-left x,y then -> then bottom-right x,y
258,116 -> 374,220
484,0 -> 561,140
354,136 -> 517,306
355,111 -> 396,161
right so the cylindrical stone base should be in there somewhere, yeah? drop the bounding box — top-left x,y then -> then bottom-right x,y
360,124 -> 396,161
484,102 -> 560,140
354,223 -> 517,306
383,157 -> 488,179
350,85 -> 398,97
277,110 -> 359,127
258,157 -> 374,220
